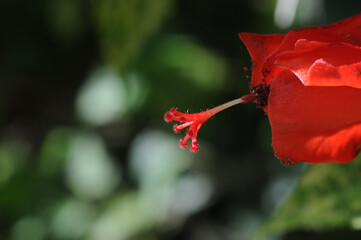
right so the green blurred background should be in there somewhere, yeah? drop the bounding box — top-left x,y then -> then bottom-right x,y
1,0 -> 361,239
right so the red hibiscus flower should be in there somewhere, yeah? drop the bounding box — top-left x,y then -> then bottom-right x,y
164,13 -> 361,164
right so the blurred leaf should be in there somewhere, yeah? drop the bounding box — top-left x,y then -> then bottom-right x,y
76,67 -> 127,126
11,216 -> 46,240
88,192 -> 152,240
129,130 -> 192,186
254,154 -> 361,239
129,130 -> 192,223
0,142 -> 26,187
46,0 -> 85,44
66,131 -> 121,200
92,0 -> 172,70
38,127 -> 73,177
150,35 -> 228,91
51,198 -> 96,239
122,72 -> 149,114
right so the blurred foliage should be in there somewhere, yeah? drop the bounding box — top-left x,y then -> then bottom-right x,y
92,0 -> 172,70
47,0 -> 86,44
38,127 -> 72,177
254,154 -> 361,239
144,35 -> 228,91
1,0 -> 361,240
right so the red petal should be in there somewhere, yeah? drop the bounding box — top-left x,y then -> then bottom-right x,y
323,12 -> 361,45
276,42 -> 361,88
261,27 -> 352,85
239,33 -> 285,86
268,70 -> 361,163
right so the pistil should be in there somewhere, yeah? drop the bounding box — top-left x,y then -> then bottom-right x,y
164,93 -> 256,152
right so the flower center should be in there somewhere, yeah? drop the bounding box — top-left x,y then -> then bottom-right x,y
251,84 -> 270,108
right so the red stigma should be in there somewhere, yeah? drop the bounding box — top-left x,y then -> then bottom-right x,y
164,108 -> 211,152
164,96 -> 253,152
